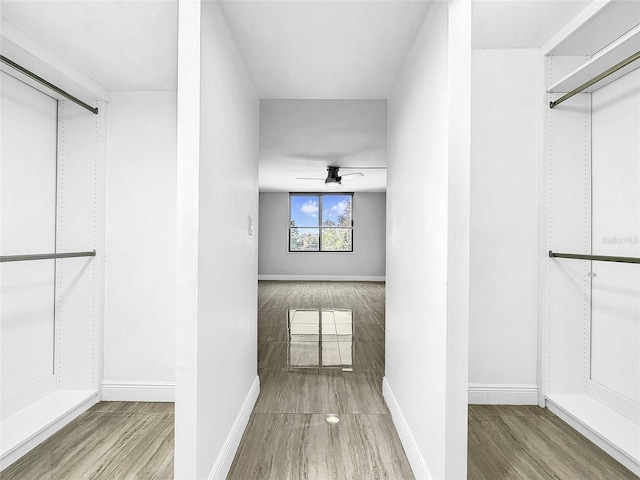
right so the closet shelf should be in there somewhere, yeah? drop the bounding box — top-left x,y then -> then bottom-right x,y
0,390 -> 98,469
546,394 -> 640,475
548,23 -> 640,95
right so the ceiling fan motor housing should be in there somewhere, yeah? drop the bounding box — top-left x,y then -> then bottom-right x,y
326,166 -> 342,184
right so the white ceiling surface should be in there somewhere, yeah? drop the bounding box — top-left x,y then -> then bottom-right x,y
472,0 -> 592,49
0,0 -> 598,94
259,100 -> 387,192
1,0 -> 602,195
1,1 -> 178,91
219,0 -> 433,99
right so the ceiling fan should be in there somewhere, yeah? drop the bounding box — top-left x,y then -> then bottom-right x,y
296,166 -> 386,187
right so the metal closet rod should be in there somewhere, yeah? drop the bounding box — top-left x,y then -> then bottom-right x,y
0,55 -> 99,115
0,250 -> 96,263
549,50 -> 640,109
549,250 -> 640,264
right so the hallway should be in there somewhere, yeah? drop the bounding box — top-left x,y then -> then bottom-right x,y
228,281 -> 413,479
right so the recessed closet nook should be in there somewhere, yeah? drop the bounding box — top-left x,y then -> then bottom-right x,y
0,2 -> 178,469
544,1 -> 640,475
1,60 -> 107,468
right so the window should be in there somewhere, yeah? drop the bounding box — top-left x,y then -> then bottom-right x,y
289,193 -> 353,252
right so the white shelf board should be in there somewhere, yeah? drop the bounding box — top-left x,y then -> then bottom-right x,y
0,389 -> 98,469
546,394 -> 640,476
546,0 -> 640,57
548,23 -> 640,94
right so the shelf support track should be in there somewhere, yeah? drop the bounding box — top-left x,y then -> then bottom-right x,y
1,250 -> 96,263
549,250 -> 640,264
549,50 -> 640,109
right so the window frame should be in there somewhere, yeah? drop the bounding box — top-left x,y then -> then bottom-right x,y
288,192 -> 354,253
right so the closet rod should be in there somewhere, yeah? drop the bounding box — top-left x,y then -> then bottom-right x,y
549,250 -> 640,264
549,50 -> 640,109
0,250 -> 96,263
0,55 -> 99,114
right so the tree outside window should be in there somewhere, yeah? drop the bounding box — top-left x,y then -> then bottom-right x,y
289,194 -> 353,252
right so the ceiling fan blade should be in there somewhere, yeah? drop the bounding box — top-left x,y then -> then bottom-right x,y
296,177 -> 325,180
339,166 -> 386,170
341,172 -> 364,178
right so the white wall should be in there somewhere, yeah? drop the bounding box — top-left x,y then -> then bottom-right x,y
468,49 -> 539,404
176,1 -> 259,478
258,192 -> 386,279
103,91 -> 177,400
385,2 -> 470,479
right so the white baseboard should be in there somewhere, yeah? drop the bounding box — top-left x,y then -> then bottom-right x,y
1,375 -> 56,419
258,275 -> 385,282
588,380 -> 640,424
101,381 -> 175,402
468,383 -> 539,405
208,375 -> 260,480
382,377 -> 431,480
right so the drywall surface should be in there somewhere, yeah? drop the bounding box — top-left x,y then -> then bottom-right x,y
469,49 -> 539,400
258,192 -> 386,278
104,91 -> 177,391
196,2 -> 259,477
175,1 -> 259,478
386,1 -> 470,478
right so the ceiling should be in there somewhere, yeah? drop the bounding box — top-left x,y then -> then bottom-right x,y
1,0 -> 178,91
0,0 -> 598,194
472,0 -> 592,49
0,0 -> 596,93
259,100 -> 387,192
218,0 -> 433,99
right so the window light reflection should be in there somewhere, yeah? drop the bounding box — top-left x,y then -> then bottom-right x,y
287,308 -> 353,370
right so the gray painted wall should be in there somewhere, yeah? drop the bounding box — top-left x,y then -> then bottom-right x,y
258,192 -> 386,278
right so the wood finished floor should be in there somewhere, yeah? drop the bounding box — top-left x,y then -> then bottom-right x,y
228,281 -> 413,480
1,401 -> 174,480
469,405 -> 638,480
3,281 -> 638,479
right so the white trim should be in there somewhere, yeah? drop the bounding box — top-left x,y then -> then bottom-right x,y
208,376 -> 260,480
1,375 -> 56,419
468,383 -> 539,405
101,381 -> 175,402
382,377 -> 431,480
1,390 -> 98,470
546,394 -> 640,476
588,380 -> 640,425
536,45 -> 547,409
258,275 -> 385,282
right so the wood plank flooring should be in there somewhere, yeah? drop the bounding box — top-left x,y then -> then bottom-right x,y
469,405 -> 639,480
1,401 -> 173,479
2,281 -> 637,479
228,281 -> 413,480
